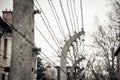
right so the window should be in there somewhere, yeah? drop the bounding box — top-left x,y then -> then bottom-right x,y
2,74 -> 5,80
0,26 -> 5,38
3,38 -> 8,59
0,38 -> 1,56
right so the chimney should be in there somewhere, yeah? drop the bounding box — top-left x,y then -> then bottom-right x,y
2,9 -> 13,25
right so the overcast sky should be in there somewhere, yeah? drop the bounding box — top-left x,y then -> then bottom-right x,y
0,0 -> 112,65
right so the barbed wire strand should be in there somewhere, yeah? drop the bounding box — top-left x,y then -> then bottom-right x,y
35,25 -> 72,64
66,0 -> 74,34
58,0 -> 72,36
80,0 -> 84,30
48,0 -> 74,63
34,4 -> 72,63
35,0 -> 61,50
47,0 -> 74,62
73,0 -> 80,32
39,52 -> 68,76
48,0 -> 66,40
34,25 -> 59,55
11,25 -> 35,46
69,0 -> 76,33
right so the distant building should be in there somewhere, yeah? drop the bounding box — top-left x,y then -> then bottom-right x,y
55,66 -> 71,80
55,66 -> 83,80
114,45 -> 120,80
0,10 -> 12,80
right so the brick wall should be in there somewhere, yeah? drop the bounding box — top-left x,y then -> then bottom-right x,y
2,10 -> 12,25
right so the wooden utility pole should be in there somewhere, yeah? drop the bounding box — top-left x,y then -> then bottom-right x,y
9,0 -> 34,80
60,31 -> 85,80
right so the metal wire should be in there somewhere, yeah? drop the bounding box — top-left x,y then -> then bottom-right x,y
48,0 -> 66,40
73,0 -> 80,32
70,0 -> 76,33
80,0 -> 84,30
11,25 -> 35,46
58,0 -> 72,36
34,3 -> 73,64
39,51 -> 68,76
34,25 -> 59,55
66,0 -> 74,34
35,0 -> 61,51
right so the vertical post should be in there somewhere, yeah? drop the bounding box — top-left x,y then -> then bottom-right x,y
9,0 -> 34,80
60,31 -> 85,80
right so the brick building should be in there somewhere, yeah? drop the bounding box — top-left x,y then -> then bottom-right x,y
0,10 -> 12,80
114,45 -> 120,80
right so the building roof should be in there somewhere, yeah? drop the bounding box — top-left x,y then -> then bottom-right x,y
114,45 -> 120,56
2,10 -> 12,25
0,17 -> 12,32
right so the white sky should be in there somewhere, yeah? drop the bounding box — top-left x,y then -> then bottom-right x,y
0,0 -> 112,65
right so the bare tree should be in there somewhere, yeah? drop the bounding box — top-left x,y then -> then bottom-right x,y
89,1 -> 120,80
84,52 -> 107,80
85,1 -> 120,80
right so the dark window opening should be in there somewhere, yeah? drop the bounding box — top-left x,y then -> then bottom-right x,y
117,56 -> 119,72
3,38 -> 8,59
0,38 -> 1,56
2,74 -> 5,80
